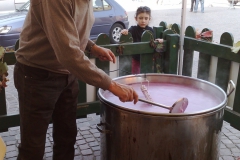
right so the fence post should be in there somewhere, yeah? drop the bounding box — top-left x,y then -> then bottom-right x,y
215,32 -> 233,91
164,34 -> 179,74
182,26 -> 195,76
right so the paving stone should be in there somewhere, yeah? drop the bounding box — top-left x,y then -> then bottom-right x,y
234,140 -> 240,144
225,125 -> 235,129
77,122 -> 91,128
226,144 -> 237,148
90,125 -> 96,129
45,152 -> 52,158
2,136 -> 16,142
89,129 -> 99,134
232,152 -> 240,157
236,135 -> 240,139
45,146 -> 52,153
79,144 -> 90,150
89,141 -> 99,147
86,138 -> 95,143
74,144 -> 78,149
45,157 -> 53,160
83,134 -> 93,139
48,137 -> 53,142
94,151 -> 100,156
81,131 -> 91,135
221,143 -> 227,149
89,120 -> 100,126
77,118 -> 92,123
95,155 -> 101,160
222,139 -> 234,145
91,146 -> 100,151
9,130 -> 18,136
0,132 -> 9,137
75,148 -> 81,156
76,135 -> 84,140
79,126 -> 90,131
93,133 -> 100,138
231,130 -> 240,134
237,144 -> 240,149
228,136 -> 239,140
74,155 -> 83,160
222,128 -> 230,133
81,149 -> 93,156
45,142 -> 51,147
5,150 -> 18,158
230,148 -> 240,153
6,145 -> 16,152
77,139 -> 87,145
6,140 -> 16,146
96,138 -> 100,142
220,148 -> 232,156
221,156 -> 235,160
15,134 -> 20,140
82,155 -> 94,160
16,143 -> 20,148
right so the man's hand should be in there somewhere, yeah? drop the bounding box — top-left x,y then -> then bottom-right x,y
156,38 -> 163,43
91,45 -> 116,63
108,81 -> 138,104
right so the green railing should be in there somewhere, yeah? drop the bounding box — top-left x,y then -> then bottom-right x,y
1,21 -> 240,132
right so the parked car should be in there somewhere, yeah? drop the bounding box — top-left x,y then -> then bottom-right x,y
0,0 -> 129,47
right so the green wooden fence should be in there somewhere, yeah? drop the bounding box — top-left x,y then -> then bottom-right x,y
0,21 -> 240,132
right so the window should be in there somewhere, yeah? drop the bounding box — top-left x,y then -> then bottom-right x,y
93,0 -> 103,12
103,0 -> 111,11
93,0 -> 111,12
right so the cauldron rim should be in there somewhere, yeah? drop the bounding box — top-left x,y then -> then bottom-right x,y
98,74 -> 227,116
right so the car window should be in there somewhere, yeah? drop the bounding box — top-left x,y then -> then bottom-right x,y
93,0 -> 103,12
93,0 -> 111,12
103,0 -> 111,11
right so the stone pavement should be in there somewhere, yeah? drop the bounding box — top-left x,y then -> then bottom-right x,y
1,114 -> 240,160
2,1 -> 240,160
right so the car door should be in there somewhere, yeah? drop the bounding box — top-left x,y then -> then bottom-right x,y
90,0 -> 115,40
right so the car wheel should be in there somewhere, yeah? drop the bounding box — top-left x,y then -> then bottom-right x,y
109,23 -> 124,44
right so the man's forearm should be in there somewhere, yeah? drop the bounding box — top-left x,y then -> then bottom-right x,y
86,40 -> 96,52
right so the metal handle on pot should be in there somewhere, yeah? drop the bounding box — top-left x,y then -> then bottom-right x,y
227,80 -> 235,97
96,122 -> 111,134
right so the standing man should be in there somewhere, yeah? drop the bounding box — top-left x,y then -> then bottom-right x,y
194,0 -> 204,13
14,0 -> 138,159
156,0 -> 163,5
190,0 -> 196,12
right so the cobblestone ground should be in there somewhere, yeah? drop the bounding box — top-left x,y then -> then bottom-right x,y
2,1 -> 240,159
1,115 -> 240,160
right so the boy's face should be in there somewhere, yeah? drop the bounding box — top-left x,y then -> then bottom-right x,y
135,13 -> 150,28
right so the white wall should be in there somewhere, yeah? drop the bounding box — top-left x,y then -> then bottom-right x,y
0,0 -> 28,14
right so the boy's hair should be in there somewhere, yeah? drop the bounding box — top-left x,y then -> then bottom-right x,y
135,6 -> 151,18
